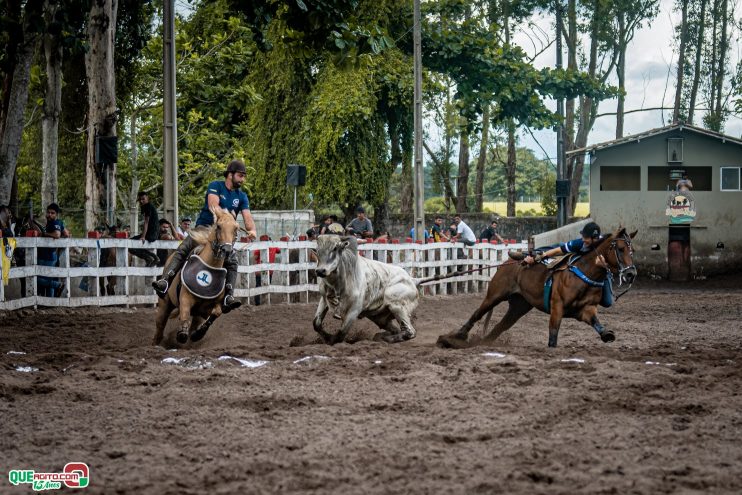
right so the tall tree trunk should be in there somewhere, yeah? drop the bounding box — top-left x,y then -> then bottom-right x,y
505,123 -> 516,217
564,0 -> 577,153
456,128 -> 469,213
615,11 -> 626,138
687,0 -> 708,125
42,0 -> 63,208
713,0 -> 728,123
673,0 -> 689,124
707,0 -> 718,123
129,111 -> 140,233
0,1 -> 42,206
84,0 -> 119,231
474,106 -> 489,212
400,149 -> 413,216
568,0 -> 602,215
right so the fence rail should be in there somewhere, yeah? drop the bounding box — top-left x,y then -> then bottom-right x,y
0,237 -> 526,311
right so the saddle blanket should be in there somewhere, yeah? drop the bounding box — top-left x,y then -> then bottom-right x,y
181,254 -> 227,300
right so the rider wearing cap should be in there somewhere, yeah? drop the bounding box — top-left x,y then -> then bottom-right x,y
152,159 -> 257,312
509,222 -> 613,306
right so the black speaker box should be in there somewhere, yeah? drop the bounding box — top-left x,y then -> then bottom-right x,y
287,164 -> 306,186
96,136 -> 118,164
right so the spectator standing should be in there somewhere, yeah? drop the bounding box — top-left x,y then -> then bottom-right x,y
129,192 -> 160,267
37,203 -> 65,297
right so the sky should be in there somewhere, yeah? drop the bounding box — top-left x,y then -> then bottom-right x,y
512,0 -> 742,161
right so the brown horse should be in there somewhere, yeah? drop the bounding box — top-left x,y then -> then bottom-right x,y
152,206 -> 240,346
437,227 -> 637,348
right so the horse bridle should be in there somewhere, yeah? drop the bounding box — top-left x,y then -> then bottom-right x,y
212,224 -> 236,260
609,233 -> 636,300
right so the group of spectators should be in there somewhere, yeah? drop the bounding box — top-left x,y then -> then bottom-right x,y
305,207 -> 506,248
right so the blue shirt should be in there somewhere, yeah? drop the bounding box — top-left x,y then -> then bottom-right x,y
410,227 -> 430,240
560,237 -> 601,254
38,219 -> 63,261
196,181 -> 250,227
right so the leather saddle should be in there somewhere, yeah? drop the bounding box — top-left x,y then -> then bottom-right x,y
543,253 -> 580,271
181,254 -> 227,300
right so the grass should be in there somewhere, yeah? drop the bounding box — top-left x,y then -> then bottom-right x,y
481,202 -> 590,217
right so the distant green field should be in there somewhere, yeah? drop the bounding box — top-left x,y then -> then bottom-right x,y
482,202 -> 590,217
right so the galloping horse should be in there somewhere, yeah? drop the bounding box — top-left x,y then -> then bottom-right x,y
438,227 -> 637,348
152,206 -> 240,346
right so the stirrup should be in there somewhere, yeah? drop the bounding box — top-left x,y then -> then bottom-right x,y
222,295 -> 241,314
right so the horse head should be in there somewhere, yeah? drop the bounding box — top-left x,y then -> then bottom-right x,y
601,227 -> 638,286
190,206 -> 240,260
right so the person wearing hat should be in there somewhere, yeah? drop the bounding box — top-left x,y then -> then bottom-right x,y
152,159 -> 257,312
345,207 -> 373,238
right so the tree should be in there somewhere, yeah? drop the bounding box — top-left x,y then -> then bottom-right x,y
0,0 -> 44,207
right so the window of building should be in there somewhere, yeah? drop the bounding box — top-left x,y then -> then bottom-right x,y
648,166 -> 712,191
721,167 -> 741,191
600,166 -> 640,191
667,138 -> 683,162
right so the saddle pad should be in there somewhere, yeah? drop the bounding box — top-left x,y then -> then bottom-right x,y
181,254 -> 227,300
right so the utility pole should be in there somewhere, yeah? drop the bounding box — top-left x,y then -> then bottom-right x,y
413,0 -> 425,241
555,0 -> 568,227
163,0 -> 179,226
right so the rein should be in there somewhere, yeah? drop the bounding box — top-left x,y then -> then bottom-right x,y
416,261 -> 519,286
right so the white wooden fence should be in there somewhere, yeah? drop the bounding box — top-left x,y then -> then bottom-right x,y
0,237 -> 526,311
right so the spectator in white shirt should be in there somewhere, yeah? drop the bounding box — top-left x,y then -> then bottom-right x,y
452,214 -> 476,247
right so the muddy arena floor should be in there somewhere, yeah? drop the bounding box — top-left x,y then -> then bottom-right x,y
2,275 -> 742,494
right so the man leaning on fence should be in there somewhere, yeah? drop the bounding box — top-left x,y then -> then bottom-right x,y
37,203 -> 65,297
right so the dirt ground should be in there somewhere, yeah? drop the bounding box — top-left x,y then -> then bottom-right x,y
2,275 -> 741,494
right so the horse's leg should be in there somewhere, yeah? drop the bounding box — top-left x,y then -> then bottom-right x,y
190,306 -> 222,343
176,294 -> 194,345
153,299 -> 173,346
578,305 -> 615,343
548,300 -> 564,348
480,295 -> 533,344
437,292 -> 508,348
312,297 -> 333,344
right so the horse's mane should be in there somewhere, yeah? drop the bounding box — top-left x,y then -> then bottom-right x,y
188,209 -> 238,245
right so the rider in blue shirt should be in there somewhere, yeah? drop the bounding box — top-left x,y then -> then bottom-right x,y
152,160 -> 257,312
509,222 -> 613,307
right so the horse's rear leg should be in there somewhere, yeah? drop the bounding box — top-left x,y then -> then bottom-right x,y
176,301 -> 193,345
480,295 -> 533,344
578,306 -> 614,343
437,292 -> 507,348
548,301 -> 564,347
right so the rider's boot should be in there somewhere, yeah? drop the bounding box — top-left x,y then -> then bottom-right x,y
152,239 -> 191,298
221,257 -> 241,314
508,250 -> 526,261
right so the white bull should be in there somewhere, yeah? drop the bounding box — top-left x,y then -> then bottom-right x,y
313,235 -> 419,345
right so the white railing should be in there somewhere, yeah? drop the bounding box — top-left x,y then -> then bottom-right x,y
0,237 -> 526,311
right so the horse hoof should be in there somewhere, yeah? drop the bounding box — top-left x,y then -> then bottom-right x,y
176,331 -> 189,344
373,331 -> 392,342
190,326 -> 209,343
600,330 -> 616,343
437,334 -> 465,349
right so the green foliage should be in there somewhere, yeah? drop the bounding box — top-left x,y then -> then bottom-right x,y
424,196 -> 451,213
